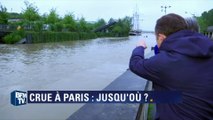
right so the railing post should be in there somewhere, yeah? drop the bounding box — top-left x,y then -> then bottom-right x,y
211,32 -> 213,40
136,81 -> 153,120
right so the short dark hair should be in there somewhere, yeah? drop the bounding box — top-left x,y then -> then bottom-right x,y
155,13 -> 187,36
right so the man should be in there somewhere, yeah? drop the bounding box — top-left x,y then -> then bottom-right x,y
129,13 -> 213,120
153,17 -> 200,55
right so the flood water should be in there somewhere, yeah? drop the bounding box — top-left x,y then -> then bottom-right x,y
0,33 -> 156,120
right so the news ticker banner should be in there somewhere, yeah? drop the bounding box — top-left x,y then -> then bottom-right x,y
11,90 -> 182,106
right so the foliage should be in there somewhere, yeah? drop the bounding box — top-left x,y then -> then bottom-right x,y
46,8 -> 60,24
112,25 -> 122,36
202,9 -> 213,26
33,21 -> 43,32
94,18 -> 106,28
147,104 -> 155,120
54,22 -> 64,32
63,13 -> 77,32
0,3 -> 8,24
196,17 -> 208,33
8,12 -> 22,19
78,17 -> 89,32
22,1 -> 40,21
62,13 -> 75,24
110,16 -> 132,37
1,1 -> 132,44
197,9 -> 213,32
3,30 -> 25,44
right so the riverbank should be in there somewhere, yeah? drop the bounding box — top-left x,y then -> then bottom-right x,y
2,31 -> 129,44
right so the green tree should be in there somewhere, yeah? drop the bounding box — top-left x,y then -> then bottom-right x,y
63,13 -> 77,32
202,9 -> 213,26
78,17 -> 88,32
94,18 -> 106,28
110,16 -> 131,36
8,12 -> 22,19
112,25 -> 122,36
122,16 -> 132,32
63,13 -> 75,24
0,3 -> 8,24
197,9 -> 213,32
54,22 -> 64,32
46,8 -> 59,24
33,21 -> 43,32
22,1 -> 40,21
41,13 -> 47,23
86,22 -> 96,32
197,17 -> 208,33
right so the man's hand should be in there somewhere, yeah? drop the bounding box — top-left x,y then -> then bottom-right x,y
137,40 -> 147,49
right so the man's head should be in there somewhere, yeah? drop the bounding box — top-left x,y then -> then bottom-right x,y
155,13 -> 187,47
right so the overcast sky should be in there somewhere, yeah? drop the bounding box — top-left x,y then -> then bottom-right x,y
1,0 -> 213,31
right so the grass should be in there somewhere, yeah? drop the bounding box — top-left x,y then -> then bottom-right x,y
147,104 -> 155,120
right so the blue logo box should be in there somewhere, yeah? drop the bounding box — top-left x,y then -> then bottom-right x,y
11,90 -> 27,106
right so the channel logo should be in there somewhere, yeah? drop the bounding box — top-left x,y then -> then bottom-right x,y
11,90 -> 27,106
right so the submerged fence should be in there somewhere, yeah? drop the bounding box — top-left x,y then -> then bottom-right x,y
25,32 -> 97,43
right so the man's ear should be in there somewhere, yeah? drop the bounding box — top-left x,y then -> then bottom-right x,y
156,33 -> 167,48
158,33 -> 166,41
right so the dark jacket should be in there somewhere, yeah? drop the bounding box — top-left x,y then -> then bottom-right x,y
129,30 -> 213,120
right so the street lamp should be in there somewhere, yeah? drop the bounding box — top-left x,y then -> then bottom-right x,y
161,5 -> 171,15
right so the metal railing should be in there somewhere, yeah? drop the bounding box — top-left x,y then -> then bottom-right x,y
204,32 -> 213,40
136,81 -> 153,120
204,26 -> 213,40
